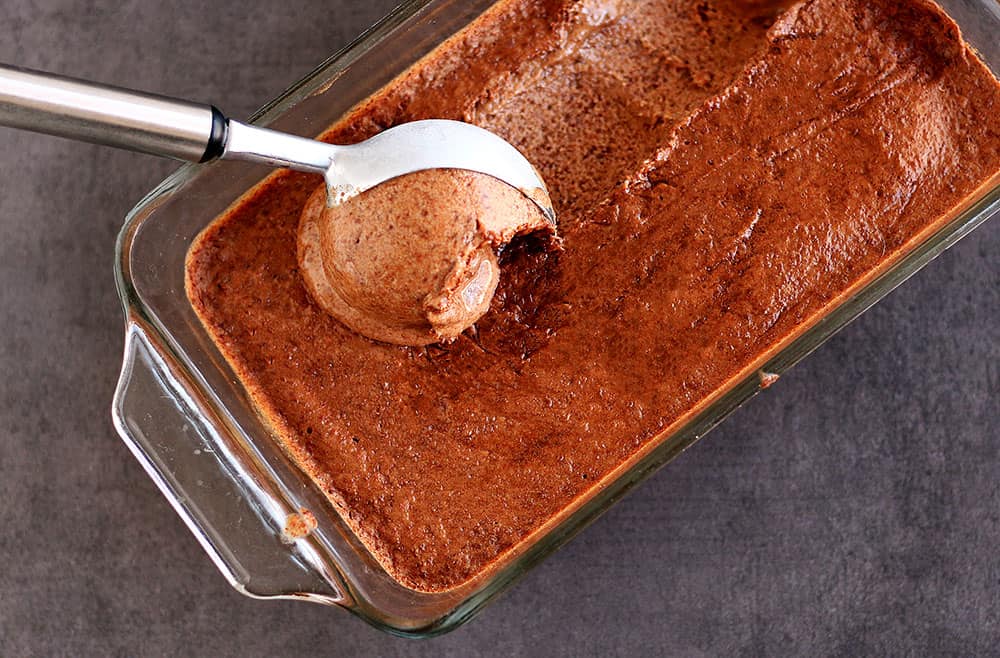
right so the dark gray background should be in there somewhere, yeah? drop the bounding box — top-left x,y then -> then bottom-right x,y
1,1 -> 997,655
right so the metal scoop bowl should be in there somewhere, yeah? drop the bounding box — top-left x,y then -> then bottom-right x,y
0,64 -> 555,223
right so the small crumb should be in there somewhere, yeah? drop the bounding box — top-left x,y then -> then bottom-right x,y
758,370 -> 780,389
281,508 -> 318,543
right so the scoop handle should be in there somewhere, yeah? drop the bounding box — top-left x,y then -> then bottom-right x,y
0,63 -> 227,162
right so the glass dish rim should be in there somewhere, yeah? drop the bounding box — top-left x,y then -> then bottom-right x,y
112,0 -> 1000,638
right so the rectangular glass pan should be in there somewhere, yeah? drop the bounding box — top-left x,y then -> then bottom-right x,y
112,0 -> 1000,637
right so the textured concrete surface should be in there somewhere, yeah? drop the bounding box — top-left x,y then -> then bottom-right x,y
1,1 -> 998,655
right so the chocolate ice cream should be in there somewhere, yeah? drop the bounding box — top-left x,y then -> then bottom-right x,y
297,169 -> 554,345
186,0 -> 1000,592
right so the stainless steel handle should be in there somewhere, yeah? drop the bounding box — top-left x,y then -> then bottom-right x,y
223,120 -> 335,175
0,63 -> 223,161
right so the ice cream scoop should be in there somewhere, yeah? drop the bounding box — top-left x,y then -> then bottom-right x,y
298,168 -> 556,346
0,63 -> 556,224
0,63 -> 558,345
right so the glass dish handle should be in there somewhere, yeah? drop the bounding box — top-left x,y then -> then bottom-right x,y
112,320 -> 344,604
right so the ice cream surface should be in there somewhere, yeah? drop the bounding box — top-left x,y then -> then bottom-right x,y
186,0 -> 1000,592
297,169 -> 555,346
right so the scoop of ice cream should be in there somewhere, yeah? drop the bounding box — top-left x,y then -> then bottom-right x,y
297,168 -> 555,346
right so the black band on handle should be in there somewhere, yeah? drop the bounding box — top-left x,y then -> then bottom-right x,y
200,106 -> 228,162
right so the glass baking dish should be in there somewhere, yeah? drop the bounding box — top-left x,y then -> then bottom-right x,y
112,0 -> 1000,637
